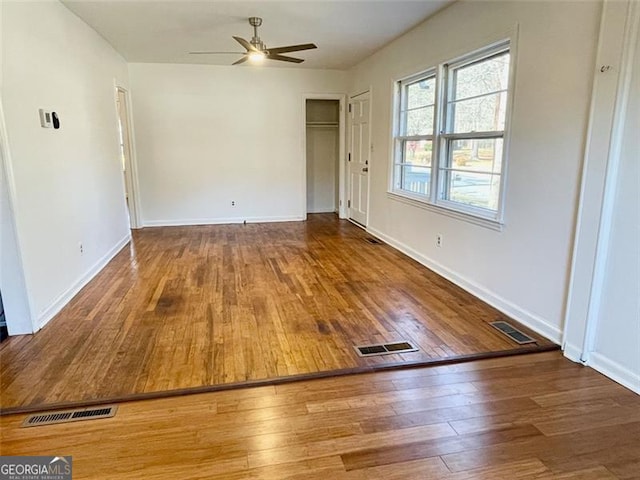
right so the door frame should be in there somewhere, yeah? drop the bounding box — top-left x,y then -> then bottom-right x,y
115,85 -> 142,229
301,93 -> 347,220
563,0 -> 640,367
346,88 -> 372,227
0,96 -> 37,334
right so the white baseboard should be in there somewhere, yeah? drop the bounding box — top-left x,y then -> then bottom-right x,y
562,342 -> 584,364
562,344 -> 639,394
307,208 -> 336,214
367,226 -> 563,345
143,215 -> 304,227
589,352 -> 640,394
37,234 -> 131,330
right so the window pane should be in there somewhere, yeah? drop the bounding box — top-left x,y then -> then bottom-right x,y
404,139 -> 433,167
406,77 -> 435,109
446,172 -> 501,210
401,166 -> 430,196
450,91 -> 507,133
453,52 -> 510,101
405,106 -> 434,136
448,138 -> 503,174
443,138 -> 504,211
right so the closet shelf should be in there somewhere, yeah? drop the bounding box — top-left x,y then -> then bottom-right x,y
306,121 -> 339,127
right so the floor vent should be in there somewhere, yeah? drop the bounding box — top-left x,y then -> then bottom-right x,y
22,405 -> 118,428
364,237 -> 382,245
355,341 -> 418,357
490,321 -> 537,345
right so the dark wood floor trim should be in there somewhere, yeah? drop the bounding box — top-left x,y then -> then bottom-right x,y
0,344 -> 559,417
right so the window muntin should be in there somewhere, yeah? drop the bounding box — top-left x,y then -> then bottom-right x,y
391,41 -> 512,222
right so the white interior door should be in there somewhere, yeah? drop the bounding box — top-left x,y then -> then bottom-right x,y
347,92 -> 370,226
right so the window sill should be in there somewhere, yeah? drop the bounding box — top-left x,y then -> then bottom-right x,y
387,191 -> 504,231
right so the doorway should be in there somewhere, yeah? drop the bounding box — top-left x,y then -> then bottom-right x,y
115,87 -> 139,229
347,91 -> 371,226
305,99 -> 340,215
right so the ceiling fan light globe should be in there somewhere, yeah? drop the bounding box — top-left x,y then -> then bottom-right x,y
248,51 -> 266,63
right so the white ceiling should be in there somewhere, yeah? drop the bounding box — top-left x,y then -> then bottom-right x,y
62,1 -> 453,70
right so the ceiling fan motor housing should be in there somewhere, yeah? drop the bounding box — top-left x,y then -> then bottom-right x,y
248,17 -> 266,50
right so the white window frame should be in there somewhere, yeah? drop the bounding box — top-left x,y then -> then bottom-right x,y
389,38 -> 515,228
393,69 -> 437,199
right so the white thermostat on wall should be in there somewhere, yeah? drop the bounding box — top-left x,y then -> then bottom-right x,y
39,109 -> 52,128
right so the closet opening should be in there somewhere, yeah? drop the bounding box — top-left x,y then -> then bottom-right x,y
305,99 -> 341,215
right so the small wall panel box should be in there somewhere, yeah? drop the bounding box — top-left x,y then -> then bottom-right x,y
39,109 -> 52,128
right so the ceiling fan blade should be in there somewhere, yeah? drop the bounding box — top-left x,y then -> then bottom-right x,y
189,51 -> 245,55
267,54 -> 304,64
232,55 -> 248,65
267,43 -> 317,55
233,36 -> 257,52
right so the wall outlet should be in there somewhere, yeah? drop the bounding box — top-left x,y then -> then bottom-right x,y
79,242 -> 84,255
436,234 -> 443,248
231,201 -> 236,207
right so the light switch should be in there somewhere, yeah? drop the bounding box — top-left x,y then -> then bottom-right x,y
39,109 -> 52,128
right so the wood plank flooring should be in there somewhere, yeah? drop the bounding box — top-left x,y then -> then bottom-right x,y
1,352 -> 638,479
0,214 -> 554,413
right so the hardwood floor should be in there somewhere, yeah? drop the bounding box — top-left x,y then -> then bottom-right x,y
0,214 -> 554,413
1,352 -> 638,479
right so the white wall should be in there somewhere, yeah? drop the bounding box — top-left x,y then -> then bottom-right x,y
347,0 -> 602,343
129,63 -> 346,225
306,126 -> 339,213
1,1 -> 131,330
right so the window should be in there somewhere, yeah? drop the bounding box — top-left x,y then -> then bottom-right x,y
391,40 -> 512,223
394,72 -> 436,197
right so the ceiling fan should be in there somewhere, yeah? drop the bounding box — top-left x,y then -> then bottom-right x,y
190,17 -> 317,65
